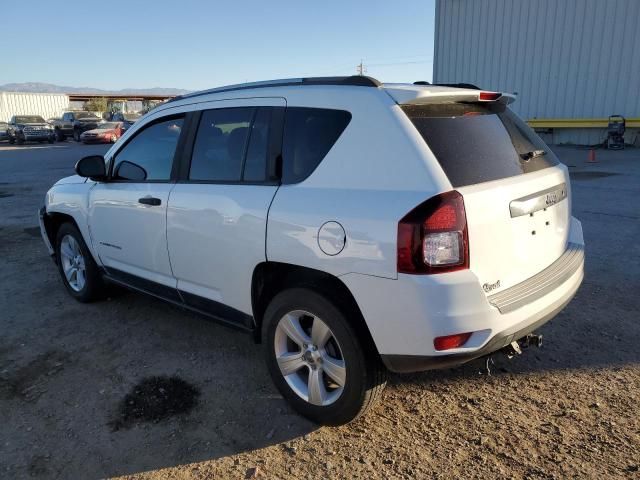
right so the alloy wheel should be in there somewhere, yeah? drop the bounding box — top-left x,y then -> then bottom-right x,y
59,234 -> 86,292
274,310 -> 346,406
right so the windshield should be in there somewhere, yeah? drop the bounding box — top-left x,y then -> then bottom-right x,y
96,122 -> 120,130
123,113 -> 141,121
76,112 -> 99,119
402,103 -> 559,187
15,116 -> 46,124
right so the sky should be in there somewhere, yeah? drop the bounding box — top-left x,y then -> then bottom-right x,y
1,0 -> 435,91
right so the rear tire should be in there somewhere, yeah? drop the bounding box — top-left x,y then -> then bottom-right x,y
55,223 -> 105,302
263,288 -> 386,425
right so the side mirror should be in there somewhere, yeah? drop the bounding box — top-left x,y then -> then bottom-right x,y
75,155 -> 107,181
114,160 -> 147,181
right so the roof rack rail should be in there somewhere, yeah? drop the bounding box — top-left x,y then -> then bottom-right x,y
433,82 -> 481,90
413,81 -> 431,85
168,75 -> 381,103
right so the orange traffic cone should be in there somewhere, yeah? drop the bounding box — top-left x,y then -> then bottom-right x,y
587,149 -> 597,163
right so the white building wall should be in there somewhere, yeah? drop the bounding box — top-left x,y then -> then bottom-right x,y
434,0 -> 640,145
0,92 -> 70,123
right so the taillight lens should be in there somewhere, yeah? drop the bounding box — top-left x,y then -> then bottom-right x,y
397,191 -> 469,274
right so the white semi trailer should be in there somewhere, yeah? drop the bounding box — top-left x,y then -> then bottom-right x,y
0,92 -> 69,123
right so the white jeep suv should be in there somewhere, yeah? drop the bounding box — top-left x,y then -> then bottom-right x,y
39,76 -> 585,425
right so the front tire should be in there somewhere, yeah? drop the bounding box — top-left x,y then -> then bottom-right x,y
55,223 -> 105,302
263,288 -> 386,425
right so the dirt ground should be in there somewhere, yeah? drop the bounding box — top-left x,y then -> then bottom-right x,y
0,142 -> 638,479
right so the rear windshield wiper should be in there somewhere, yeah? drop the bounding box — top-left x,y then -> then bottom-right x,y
520,149 -> 546,161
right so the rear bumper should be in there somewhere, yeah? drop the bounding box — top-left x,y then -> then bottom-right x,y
381,265 -> 582,372
341,216 -> 585,373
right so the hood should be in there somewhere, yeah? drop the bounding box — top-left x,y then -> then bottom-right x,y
54,175 -> 87,186
76,118 -> 100,123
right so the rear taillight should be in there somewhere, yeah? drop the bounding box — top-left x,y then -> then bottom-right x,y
397,191 -> 469,274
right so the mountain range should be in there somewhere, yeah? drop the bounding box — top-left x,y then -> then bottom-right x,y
0,82 -> 190,96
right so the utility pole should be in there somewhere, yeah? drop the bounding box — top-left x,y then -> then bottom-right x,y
356,59 -> 366,76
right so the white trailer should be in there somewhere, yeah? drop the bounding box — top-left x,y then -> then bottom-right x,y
0,92 -> 70,123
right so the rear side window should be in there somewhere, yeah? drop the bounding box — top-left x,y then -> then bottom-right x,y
402,104 -> 559,187
189,108 -> 253,182
243,107 -> 271,182
281,107 -> 351,184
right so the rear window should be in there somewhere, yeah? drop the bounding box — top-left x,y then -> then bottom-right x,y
402,103 -> 559,187
281,108 -> 351,184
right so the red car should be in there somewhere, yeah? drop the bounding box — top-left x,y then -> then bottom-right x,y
80,122 -> 124,144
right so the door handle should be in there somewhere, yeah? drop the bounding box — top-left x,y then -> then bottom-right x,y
138,196 -> 161,206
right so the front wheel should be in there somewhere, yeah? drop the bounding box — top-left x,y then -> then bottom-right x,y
263,288 -> 386,425
55,223 -> 105,302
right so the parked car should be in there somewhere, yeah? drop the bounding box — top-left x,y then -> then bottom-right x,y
0,121 -> 8,142
106,112 -> 141,133
80,122 -> 124,144
7,115 -> 54,144
51,111 -> 102,141
38,76 -> 585,425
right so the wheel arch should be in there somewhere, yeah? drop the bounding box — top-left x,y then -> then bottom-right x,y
250,262 -> 380,357
43,211 -> 96,264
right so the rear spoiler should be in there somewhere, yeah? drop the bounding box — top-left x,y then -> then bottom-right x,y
402,91 -> 516,106
386,86 -> 516,106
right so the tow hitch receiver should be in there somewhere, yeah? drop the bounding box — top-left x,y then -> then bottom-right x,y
501,333 -> 543,359
484,333 -> 544,374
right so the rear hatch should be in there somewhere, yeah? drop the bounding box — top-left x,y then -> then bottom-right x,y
402,100 -> 571,295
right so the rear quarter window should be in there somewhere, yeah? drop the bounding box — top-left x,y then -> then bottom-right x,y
281,107 -> 351,184
402,103 -> 559,187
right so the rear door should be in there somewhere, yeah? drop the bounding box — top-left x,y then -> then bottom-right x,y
403,102 -> 571,294
166,98 -> 285,322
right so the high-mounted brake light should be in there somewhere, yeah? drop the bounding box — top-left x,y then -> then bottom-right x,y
478,91 -> 502,101
397,191 -> 469,274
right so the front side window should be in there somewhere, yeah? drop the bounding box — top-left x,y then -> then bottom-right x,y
112,117 -> 183,181
281,108 -> 351,184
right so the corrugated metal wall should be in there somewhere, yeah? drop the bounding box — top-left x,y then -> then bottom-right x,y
0,92 -> 69,123
434,0 -> 640,145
